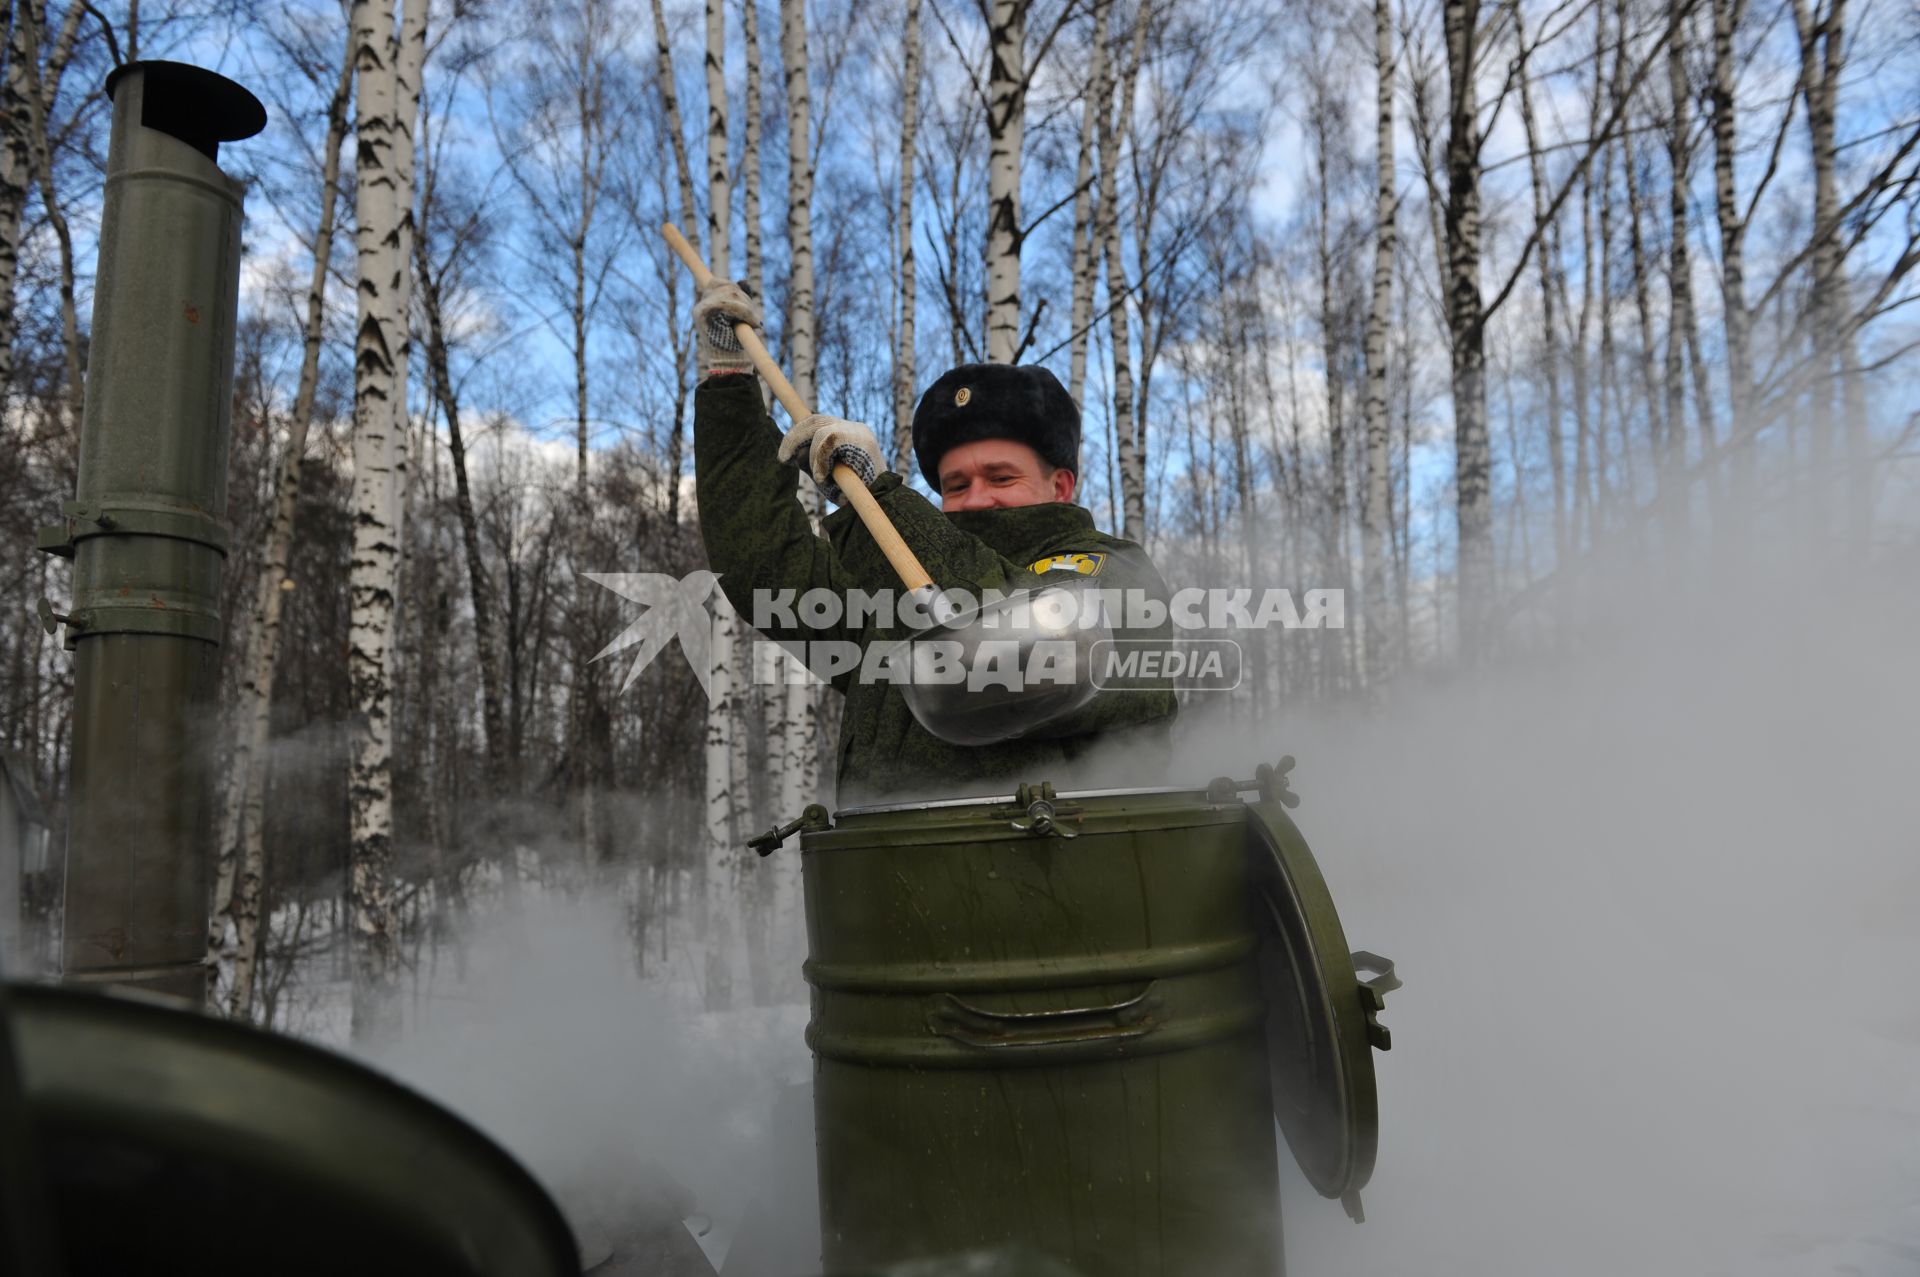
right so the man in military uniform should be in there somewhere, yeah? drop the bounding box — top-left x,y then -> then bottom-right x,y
691,279 -> 1175,800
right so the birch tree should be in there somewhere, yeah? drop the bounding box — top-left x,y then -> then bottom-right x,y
778,0 -> 822,816
1105,0 -> 1267,547
943,0 -> 1080,364
1709,0 -> 1755,525
740,0 -> 805,1000
700,0 -> 753,1011
1306,54 -> 1354,681
413,58 -> 512,808
922,83 -> 988,366
650,0 -> 702,525
1571,8 -> 1607,546
706,0 -> 732,277
703,583 -> 740,1010
1440,0 -> 1494,652
1098,0 -> 1149,541
892,0 -> 923,470
347,0 -> 428,1043
1790,0 -> 1848,532
1430,0 -> 1676,651
742,0 -> 767,295
6,0 -> 86,431
222,31 -> 355,1021
1359,0 -> 1395,687
1065,0 -> 1108,408
1661,0 -> 1699,537
640,0 -> 753,1000
780,0 -> 818,408
1515,6 -> 1569,567
982,0 -> 1027,362
1618,10 -> 1662,506
0,11 -> 38,402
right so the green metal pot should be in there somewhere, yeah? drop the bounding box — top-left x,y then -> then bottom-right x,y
788,767 -> 1397,1276
0,983 -> 580,1276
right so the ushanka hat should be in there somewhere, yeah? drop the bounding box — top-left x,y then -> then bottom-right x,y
911,363 -> 1081,488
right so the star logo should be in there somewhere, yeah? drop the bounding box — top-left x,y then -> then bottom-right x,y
585,571 -> 723,699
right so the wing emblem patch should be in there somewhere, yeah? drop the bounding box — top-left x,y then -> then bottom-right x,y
1028,552 -> 1107,577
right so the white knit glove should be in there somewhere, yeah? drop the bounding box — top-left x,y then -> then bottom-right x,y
692,279 -> 763,378
777,414 -> 884,503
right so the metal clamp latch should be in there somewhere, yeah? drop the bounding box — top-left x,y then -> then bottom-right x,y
1009,798 -> 1076,839
1350,950 -> 1400,1051
746,803 -> 830,857
1206,756 -> 1300,808
991,781 -> 1082,835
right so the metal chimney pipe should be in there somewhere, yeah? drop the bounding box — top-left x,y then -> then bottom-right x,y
36,62 -> 265,1006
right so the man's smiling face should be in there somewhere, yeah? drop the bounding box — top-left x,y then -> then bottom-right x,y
937,439 -> 1078,511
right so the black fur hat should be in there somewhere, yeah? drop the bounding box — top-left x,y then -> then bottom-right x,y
911,363 -> 1081,488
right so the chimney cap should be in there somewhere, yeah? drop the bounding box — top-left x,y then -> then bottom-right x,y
104,61 -> 266,161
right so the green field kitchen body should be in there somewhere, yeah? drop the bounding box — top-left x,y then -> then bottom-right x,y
780,766 -> 1399,1275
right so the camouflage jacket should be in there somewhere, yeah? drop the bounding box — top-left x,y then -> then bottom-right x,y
694,373 -> 1176,802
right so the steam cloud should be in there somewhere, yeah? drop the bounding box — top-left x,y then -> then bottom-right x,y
355,526 -> 1920,1276
1245,543 -> 1920,1277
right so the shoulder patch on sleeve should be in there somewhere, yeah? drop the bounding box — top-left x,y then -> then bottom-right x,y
1029,551 -> 1108,577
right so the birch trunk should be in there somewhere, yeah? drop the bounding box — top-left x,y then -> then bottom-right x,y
422,281 -> 510,770
1661,0 -> 1695,540
743,0 -> 799,988
1624,153 -> 1662,501
14,0 -> 84,431
703,595 -> 739,1012
1569,186 -> 1596,551
1710,0 -> 1753,521
415,186 -> 509,804
1312,87 -> 1348,645
892,0 -> 922,470
348,0 -> 427,1044
706,0 -> 731,277
653,0 -> 703,238
780,0 -> 817,408
728,618 -> 770,1003
742,0 -> 766,303
1573,11 -> 1607,547
0,12 -> 35,402
1360,0 -> 1395,687
652,0 -> 703,527
1791,0 -> 1847,531
1597,124 -> 1625,520
648,0 -> 710,965
942,150 -> 967,368
1516,14 -> 1568,567
704,0 -> 755,1008
1442,0 -> 1494,654
223,34 -> 355,1020
779,0 -> 821,815
1610,0 -> 1661,513
1099,0 -> 1150,542
984,0 -> 1026,363
567,2 -> 618,878
1065,0 -> 1109,410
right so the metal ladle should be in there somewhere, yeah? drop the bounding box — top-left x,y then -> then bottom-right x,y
885,581 -> 1110,746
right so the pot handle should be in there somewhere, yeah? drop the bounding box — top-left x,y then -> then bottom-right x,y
928,984 -> 1158,1049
